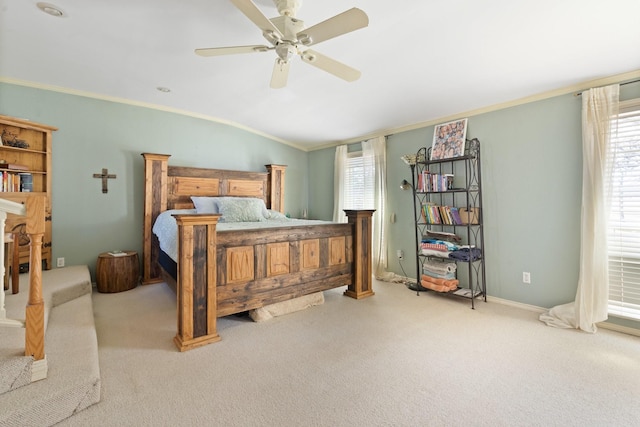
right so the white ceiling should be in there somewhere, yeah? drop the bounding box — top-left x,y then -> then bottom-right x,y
1,0 -> 640,150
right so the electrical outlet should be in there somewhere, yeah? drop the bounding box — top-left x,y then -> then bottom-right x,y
57,257 -> 65,268
397,249 -> 404,260
523,271 -> 531,284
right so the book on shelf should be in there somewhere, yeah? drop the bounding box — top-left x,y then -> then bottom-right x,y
19,173 -> 32,192
0,160 -> 29,171
422,203 -> 466,225
0,171 -> 33,192
425,203 -> 440,224
418,171 -> 454,192
421,203 -> 429,223
439,206 -> 452,225
449,207 -> 462,225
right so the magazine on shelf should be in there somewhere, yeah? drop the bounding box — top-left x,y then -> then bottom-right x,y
453,288 -> 482,298
108,250 -> 128,257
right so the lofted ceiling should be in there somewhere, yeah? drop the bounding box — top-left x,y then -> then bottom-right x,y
1,0 -> 640,150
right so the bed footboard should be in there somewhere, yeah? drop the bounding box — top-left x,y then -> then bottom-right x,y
171,210 -> 374,351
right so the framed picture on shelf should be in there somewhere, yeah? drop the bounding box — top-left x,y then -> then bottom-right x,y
430,118 -> 468,160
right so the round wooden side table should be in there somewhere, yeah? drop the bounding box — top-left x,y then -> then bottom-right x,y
96,251 -> 140,293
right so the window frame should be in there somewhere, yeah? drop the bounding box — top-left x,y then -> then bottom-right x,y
607,97 -> 640,321
343,151 -> 375,211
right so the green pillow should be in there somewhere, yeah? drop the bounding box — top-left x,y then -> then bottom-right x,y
216,197 -> 268,222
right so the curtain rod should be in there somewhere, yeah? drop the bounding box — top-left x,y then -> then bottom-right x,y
575,78 -> 640,96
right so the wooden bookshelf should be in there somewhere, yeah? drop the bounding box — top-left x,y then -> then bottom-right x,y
0,115 -> 56,270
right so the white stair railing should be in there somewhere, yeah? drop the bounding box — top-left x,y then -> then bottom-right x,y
0,198 -> 26,328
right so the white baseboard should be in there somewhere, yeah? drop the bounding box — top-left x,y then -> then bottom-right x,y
486,295 -> 546,313
487,297 -> 640,337
385,275 -> 640,336
597,322 -> 640,337
31,356 -> 48,382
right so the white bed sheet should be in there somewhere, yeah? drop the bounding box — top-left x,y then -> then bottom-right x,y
152,209 -> 333,262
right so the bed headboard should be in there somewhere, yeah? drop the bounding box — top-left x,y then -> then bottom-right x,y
141,153 -> 287,284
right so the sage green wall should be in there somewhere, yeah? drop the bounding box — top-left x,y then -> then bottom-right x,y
0,82 -> 309,278
3,79 -> 639,318
309,82 -> 640,315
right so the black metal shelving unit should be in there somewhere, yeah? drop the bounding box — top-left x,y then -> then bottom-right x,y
409,138 -> 486,308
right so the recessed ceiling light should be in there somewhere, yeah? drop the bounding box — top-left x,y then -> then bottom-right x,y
36,2 -> 66,17
156,87 -> 171,93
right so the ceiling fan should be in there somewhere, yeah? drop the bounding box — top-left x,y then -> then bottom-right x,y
195,0 -> 369,88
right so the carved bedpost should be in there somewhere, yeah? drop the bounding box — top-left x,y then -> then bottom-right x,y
173,214 -> 222,351
343,210 -> 375,300
142,153 -> 170,285
265,164 -> 286,213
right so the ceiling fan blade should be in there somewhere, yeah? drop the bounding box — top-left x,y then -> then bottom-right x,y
270,59 -> 290,89
300,50 -> 361,82
297,8 -> 368,47
195,45 -> 270,57
230,0 -> 283,38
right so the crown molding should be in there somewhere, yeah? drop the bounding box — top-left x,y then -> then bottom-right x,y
0,76 -> 309,152
4,70 -> 640,154
311,69 -> 640,151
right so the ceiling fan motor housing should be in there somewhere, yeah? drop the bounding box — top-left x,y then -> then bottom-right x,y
270,15 -> 304,40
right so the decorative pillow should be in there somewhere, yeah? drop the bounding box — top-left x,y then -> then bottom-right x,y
190,196 -> 221,214
216,197 -> 268,222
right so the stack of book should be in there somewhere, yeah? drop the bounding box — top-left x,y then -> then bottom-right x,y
417,172 -> 454,192
0,171 -> 32,192
421,203 -> 464,225
0,161 -> 32,192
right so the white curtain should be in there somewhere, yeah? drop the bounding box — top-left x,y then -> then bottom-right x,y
540,84 -> 619,332
333,145 -> 348,223
363,136 -> 388,278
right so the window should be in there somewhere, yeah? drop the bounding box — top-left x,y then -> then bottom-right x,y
607,98 -> 640,320
344,151 -> 374,209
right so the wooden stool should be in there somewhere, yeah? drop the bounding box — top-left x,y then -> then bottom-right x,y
96,251 -> 140,293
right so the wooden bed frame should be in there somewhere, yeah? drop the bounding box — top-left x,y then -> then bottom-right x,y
142,153 -> 375,351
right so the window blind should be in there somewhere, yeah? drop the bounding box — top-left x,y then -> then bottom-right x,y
344,152 -> 374,210
607,98 -> 640,320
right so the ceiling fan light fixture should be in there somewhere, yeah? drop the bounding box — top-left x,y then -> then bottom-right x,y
263,30 -> 282,44
297,33 -> 312,45
275,43 -> 296,61
301,52 -> 316,62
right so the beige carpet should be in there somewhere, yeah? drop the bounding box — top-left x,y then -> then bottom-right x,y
0,266 -> 101,426
58,279 -> 640,427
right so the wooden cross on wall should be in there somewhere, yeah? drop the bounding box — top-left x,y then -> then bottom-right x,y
93,168 -> 116,193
